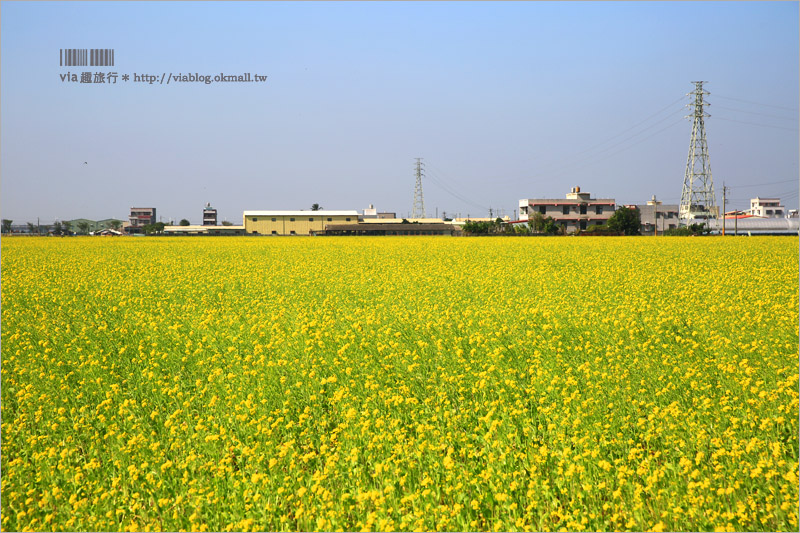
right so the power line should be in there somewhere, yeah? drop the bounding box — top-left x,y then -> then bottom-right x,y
426,173 -> 486,210
543,116 -> 685,182
498,109 -> 686,186
713,94 -> 799,113
541,102 -> 685,169
495,95 -> 687,185
712,104 -> 798,122
728,179 -> 797,189
713,116 -> 798,132
570,95 -> 687,158
424,163 -> 489,211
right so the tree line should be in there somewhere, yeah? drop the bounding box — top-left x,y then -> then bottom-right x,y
461,207 -> 644,236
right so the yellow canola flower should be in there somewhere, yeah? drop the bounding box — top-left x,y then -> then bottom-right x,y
0,236 -> 797,532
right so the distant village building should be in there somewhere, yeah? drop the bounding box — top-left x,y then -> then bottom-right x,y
748,197 -> 785,218
127,207 -> 157,234
632,196 -> 680,235
362,205 -> 378,219
519,186 -> 615,233
243,210 -> 358,235
59,218 -> 123,234
164,224 -> 244,236
203,203 -> 218,226
361,205 -> 397,220
362,217 -> 444,224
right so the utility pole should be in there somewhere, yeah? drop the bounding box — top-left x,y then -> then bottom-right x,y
412,158 -> 426,219
648,195 -> 662,236
722,184 -> 727,236
653,195 -> 659,236
680,81 -> 718,226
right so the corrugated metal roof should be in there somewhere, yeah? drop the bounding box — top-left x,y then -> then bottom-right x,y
165,225 -> 245,231
709,218 -> 799,232
329,223 -> 453,231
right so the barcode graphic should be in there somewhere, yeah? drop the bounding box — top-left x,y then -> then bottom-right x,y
60,49 -> 115,67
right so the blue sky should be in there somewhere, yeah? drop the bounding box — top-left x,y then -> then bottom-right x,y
2,1 -> 797,224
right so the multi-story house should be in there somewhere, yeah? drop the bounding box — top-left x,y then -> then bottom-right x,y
519,186 -> 615,233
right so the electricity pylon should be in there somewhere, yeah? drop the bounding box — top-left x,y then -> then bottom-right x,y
413,158 -> 426,219
679,81 -> 718,225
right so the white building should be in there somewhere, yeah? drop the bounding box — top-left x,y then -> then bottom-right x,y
748,197 -> 785,218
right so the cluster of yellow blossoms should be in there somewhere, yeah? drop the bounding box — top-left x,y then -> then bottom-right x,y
2,236 -> 797,531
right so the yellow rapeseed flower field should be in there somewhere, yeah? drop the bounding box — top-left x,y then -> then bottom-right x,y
1,236 -> 797,532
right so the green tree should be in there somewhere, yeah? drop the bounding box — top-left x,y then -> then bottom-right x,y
26,222 -> 36,235
62,221 -> 72,235
52,221 -> 63,235
77,221 -> 90,235
109,220 -> 122,231
581,224 -> 619,236
2,219 -> 13,234
462,220 -> 496,235
311,203 -> 323,211
179,219 -> 191,226
528,212 -> 558,235
221,220 -> 233,226
664,223 -> 710,236
607,207 -> 641,236
144,222 -> 166,235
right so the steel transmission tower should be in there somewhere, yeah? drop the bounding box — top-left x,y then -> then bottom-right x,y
679,81 -> 718,225
412,158 -> 426,218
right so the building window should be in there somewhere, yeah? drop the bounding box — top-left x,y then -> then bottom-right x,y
309,218 -> 314,222
595,206 -> 603,215
580,205 -> 587,215
251,218 -> 257,222
272,230 -> 277,235
289,218 -> 295,222
539,205 -> 546,215
271,218 -> 277,222
562,206 -> 569,215
290,230 -> 296,235
346,218 -> 351,221
327,218 -> 332,222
